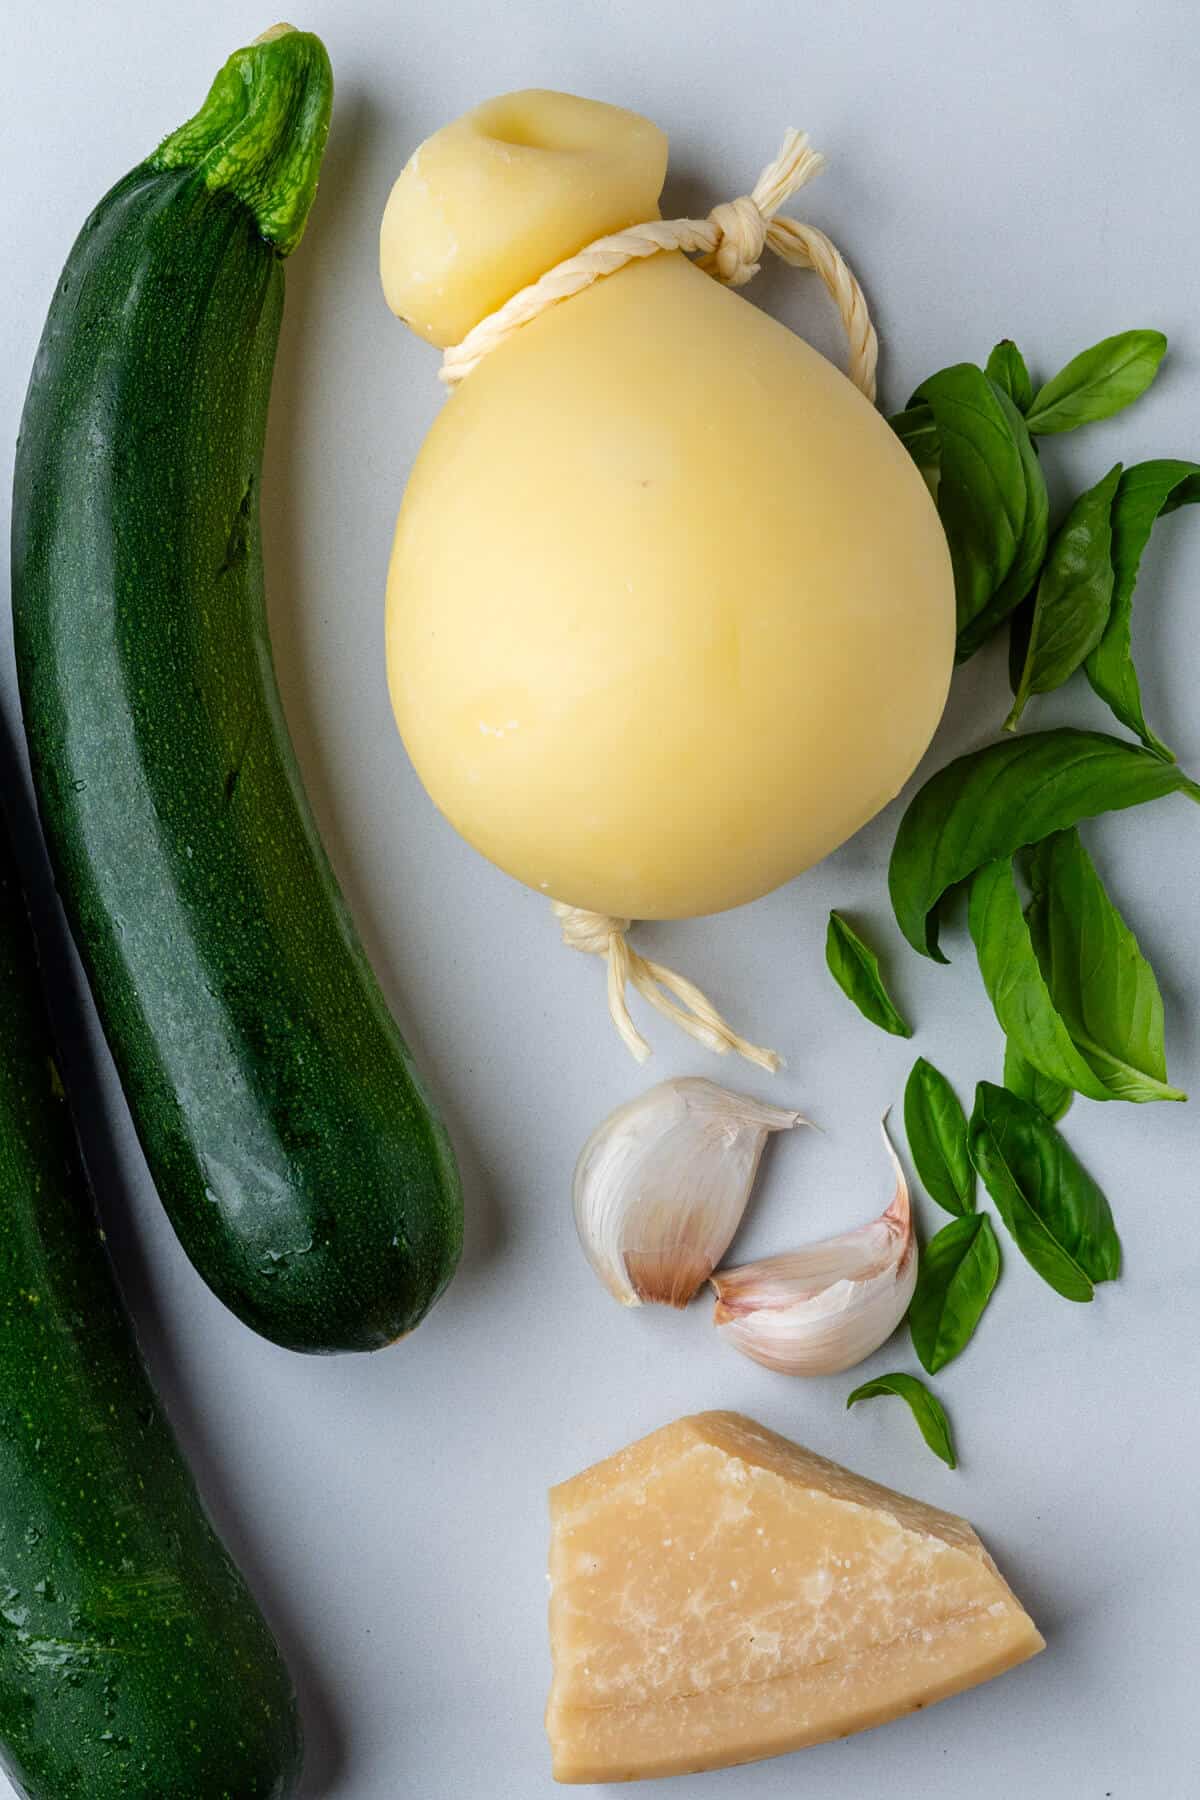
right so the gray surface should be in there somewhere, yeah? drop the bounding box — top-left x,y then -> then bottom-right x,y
2,2 -> 1198,1795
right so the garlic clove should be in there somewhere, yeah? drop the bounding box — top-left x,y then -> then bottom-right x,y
573,1077 -> 806,1307
710,1120 -> 916,1375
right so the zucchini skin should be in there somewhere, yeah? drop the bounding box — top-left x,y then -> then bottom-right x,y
0,811 -> 302,1799
13,149 -> 463,1352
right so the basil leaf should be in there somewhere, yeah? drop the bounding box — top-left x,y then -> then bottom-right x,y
1085,459 -> 1200,759
908,1213 -> 1001,1374
903,1057 -> 974,1216
986,339 -> 1033,413
910,365 -> 1026,641
1003,1040 -> 1073,1123
889,728 -> 1199,960
1007,464 -> 1122,728
890,403 -> 940,500
967,859 -> 1111,1101
953,385 -> 1049,663
825,913 -> 912,1037
968,1082 -> 1121,1301
1027,830 -> 1185,1103
846,1372 -> 957,1469
1024,329 -> 1167,435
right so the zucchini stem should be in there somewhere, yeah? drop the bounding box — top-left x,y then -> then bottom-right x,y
152,26 -> 333,256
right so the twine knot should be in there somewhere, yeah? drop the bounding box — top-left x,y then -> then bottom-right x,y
556,905 -> 631,957
697,129 -> 828,290
704,194 -> 768,287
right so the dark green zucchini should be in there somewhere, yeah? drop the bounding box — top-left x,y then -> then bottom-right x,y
0,803 -> 302,1798
12,29 -> 463,1352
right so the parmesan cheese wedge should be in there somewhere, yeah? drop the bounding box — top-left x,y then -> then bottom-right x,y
546,1411 -> 1043,1782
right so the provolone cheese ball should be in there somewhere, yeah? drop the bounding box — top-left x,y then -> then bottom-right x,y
383,93 -> 954,920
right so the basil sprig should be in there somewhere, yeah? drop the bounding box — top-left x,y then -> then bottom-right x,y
846,1372 -> 957,1468
825,913 -> 911,1037
855,323 -> 1189,1460
903,1057 -> 973,1215
892,330 -> 1167,663
888,728 -> 1199,960
968,1084 -> 1121,1302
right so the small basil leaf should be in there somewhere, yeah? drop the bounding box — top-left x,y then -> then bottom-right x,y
888,728 -> 1200,960
903,1057 -> 974,1215
1085,459 -> 1200,759
968,1082 -> 1121,1301
1027,830 -> 1185,1103
967,859 -> 1111,1102
825,912 -> 912,1037
910,365 -> 1027,641
1025,330 -> 1167,435
846,1372 -> 957,1469
985,339 -> 1034,413
890,403 -> 941,500
1007,464 -> 1123,728
908,1213 -> 1001,1374
1003,1040 -> 1073,1124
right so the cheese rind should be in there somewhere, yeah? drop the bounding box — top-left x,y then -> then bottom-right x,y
546,1412 -> 1043,1783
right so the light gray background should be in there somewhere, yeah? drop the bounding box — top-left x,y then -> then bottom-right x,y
2,2 -> 1198,1796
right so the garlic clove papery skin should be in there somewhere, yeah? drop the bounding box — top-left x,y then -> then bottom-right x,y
573,1077 -> 806,1307
710,1124 -> 916,1375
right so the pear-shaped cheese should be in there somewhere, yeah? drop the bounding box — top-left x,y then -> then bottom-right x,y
384,95 -> 954,921
546,1412 -> 1043,1783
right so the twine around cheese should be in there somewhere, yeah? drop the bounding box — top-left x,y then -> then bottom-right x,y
441,130 -> 877,398
441,130 -> 878,1068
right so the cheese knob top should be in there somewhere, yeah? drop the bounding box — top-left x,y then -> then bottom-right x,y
380,89 -> 668,347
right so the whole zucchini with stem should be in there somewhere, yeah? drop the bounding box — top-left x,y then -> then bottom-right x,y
0,802 -> 302,1798
12,27 -> 463,1353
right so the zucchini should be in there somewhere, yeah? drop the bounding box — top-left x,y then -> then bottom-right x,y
12,29 -> 463,1352
0,807 -> 301,1798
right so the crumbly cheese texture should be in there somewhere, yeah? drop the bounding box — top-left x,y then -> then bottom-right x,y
546,1412 -> 1043,1783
